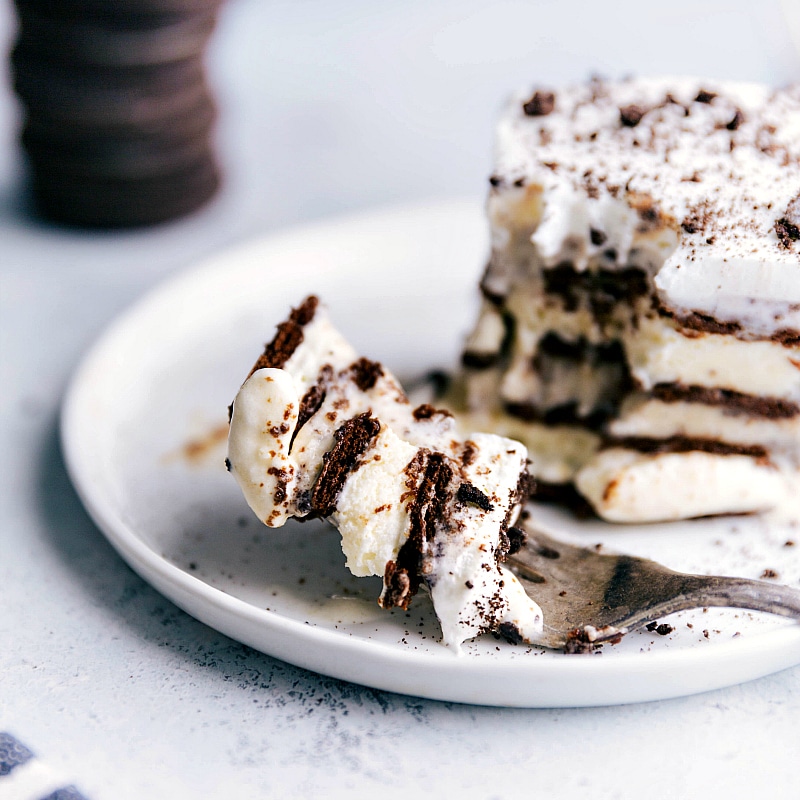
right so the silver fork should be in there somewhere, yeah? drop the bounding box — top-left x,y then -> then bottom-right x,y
507,523 -> 800,653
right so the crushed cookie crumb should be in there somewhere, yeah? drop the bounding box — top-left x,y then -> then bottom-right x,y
694,88 -> 717,104
726,108 -> 744,130
523,90 -> 556,117
619,104 -> 645,127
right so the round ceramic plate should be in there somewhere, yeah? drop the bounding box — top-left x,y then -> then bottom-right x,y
61,198 -> 800,707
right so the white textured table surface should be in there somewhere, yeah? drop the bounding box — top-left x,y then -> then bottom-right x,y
2,1 -> 799,798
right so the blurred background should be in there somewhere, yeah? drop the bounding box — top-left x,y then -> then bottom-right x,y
1,0 -> 799,242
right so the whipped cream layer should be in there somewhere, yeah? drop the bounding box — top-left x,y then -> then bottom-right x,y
493,77 -> 800,338
574,448 -> 789,523
461,76 -> 800,522
228,297 -> 543,649
457,403 -> 799,523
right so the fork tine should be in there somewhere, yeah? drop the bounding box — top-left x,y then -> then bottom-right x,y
508,525 -> 800,651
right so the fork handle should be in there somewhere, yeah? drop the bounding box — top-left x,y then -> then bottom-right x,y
677,574 -> 800,618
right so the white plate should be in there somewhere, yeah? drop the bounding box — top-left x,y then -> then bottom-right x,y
61,198 -> 800,708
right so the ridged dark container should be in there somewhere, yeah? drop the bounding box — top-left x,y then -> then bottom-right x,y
11,0 -> 224,227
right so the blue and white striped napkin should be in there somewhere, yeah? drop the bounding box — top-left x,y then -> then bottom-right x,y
0,733 -> 89,800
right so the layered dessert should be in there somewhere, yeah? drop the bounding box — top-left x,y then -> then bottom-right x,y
460,77 -> 800,522
227,296 -> 543,649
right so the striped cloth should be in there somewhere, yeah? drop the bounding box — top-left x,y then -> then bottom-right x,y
0,733 -> 88,800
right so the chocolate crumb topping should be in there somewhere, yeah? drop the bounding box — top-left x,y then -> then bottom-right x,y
775,195 -> 800,249
505,526 -> 527,556
516,471 -> 537,504
457,482 -> 494,512
628,191 -> 665,232
523,90 -> 555,117
497,529 -> 511,561
681,209 -> 705,234
461,440 -> 478,467
646,621 -> 674,635
311,411 -> 381,515
619,104 -> 645,127
681,219 -> 699,234
694,89 -> 717,104
267,465 -> 291,505
775,217 -> 800,249
726,108 -> 744,131
590,227 -> 607,246
349,357 -> 384,391
497,622 -> 524,645
564,628 -> 598,654
761,568 -> 779,579
664,92 -> 690,116
679,200 -> 717,238
656,623 -> 674,636
772,328 -> 800,347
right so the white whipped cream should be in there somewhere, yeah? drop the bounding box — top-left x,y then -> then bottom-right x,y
610,395 -> 800,461
228,299 -> 543,650
621,317 -> 800,401
575,448 -> 793,523
459,77 -> 800,522
493,77 -> 800,336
